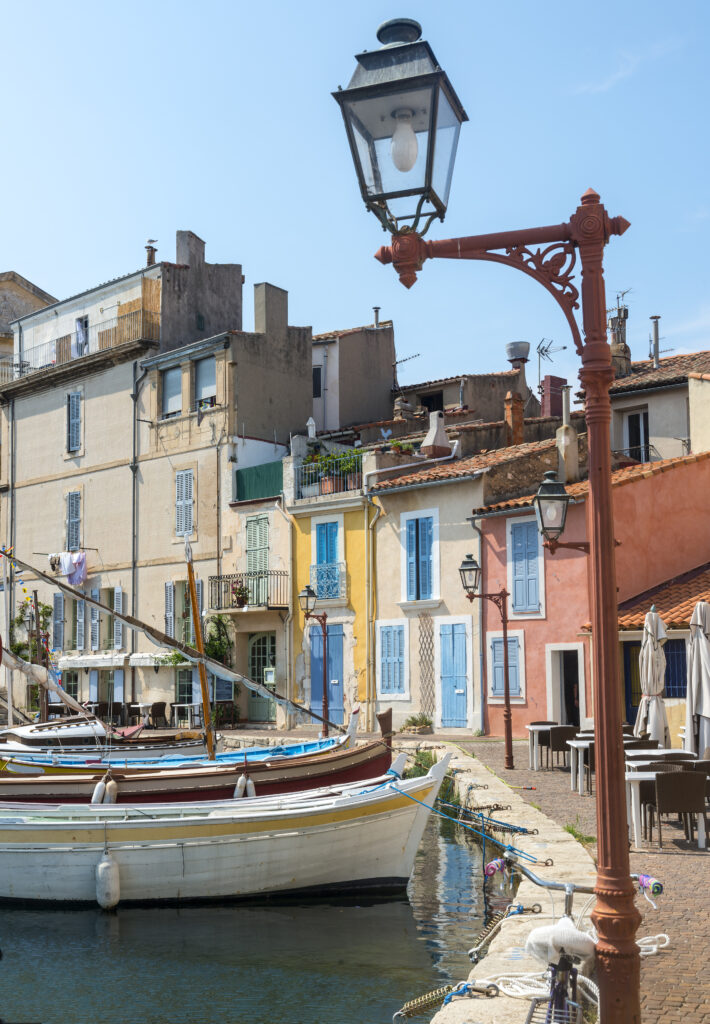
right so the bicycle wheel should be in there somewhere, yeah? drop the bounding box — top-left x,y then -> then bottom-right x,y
524,994 -> 583,1023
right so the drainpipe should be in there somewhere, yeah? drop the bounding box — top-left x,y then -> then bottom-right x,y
275,495 -> 296,729
130,360 -> 149,703
366,496 -> 384,733
468,517 -> 486,734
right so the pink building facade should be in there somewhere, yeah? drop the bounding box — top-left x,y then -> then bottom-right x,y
473,452 -> 710,737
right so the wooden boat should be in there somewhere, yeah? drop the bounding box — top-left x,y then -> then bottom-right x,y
0,754 -> 449,906
0,736 -> 392,803
0,716 -> 215,759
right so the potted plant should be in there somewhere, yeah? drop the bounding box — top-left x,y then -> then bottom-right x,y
230,581 -> 250,608
300,455 -> 321,498
342,451 -> 363,490
400,712 -> 433,735
319,452 -> 345,495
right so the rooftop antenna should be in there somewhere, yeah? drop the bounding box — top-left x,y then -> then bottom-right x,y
392,351 -> 421,392
536,338 -> 567,395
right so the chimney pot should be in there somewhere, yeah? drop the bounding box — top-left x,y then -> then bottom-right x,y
504,390 -> 524,446
541,375 -> 566,418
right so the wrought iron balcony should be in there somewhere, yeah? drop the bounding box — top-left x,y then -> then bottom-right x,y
13,309 -> 160,378
208,570 -> 289,611
295,451 -> 363,500
309,562 -> 347,601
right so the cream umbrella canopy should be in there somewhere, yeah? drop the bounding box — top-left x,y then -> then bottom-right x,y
634,607 -> 671,746
684,601 -> 710,754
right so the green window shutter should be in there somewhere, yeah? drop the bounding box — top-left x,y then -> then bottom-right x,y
235,462 -> 283,501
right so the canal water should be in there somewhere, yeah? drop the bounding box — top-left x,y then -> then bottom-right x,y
0,816 -> 488,1024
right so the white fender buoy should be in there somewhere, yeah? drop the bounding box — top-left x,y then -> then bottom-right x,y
234,774 -> 247,798
104,779 -> 118,804
95,852 -> 120,909
91,780 -> 106,805
245,777 -> 256,798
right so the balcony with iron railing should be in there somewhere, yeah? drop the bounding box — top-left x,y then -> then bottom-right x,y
294,451 -> 363,501
208,570 -> 289,611
309,562 -> 347,602
612,443 -> 664,464
12,308 -> 160,379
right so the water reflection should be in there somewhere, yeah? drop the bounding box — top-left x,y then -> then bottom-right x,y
0,817 -> 485,1024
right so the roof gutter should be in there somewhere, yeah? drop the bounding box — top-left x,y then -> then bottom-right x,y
369,467 -> 488,497
472,497 -> 585,520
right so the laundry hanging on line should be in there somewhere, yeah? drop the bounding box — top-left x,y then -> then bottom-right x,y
48,551 -> 87,585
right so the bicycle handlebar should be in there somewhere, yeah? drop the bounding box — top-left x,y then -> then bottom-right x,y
484,854 -> 663,898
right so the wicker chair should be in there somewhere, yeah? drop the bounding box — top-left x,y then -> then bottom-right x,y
546,725 -> 577,769
647,770 -> 708,849
639,761 -> 685,839
150,701 -> 168,728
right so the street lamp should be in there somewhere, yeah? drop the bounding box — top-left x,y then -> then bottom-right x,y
458,555 -> 514,771
298,584 -> 330,737
335,22 -> 640,1023
533,471 -> 571,543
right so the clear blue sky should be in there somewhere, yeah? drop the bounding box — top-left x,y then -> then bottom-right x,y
4,0 -> 709,397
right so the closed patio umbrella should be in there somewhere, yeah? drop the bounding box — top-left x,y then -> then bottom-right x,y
684,601 -> 710,754
634,607 -> 671,746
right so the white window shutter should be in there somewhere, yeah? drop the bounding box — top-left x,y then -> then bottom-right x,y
76,598 -> 85,650
52,593 -> 64,651
183,470 -> 194,535
66,491 -> 81,550
165,582 -> 175,638
67,393 -> 81,452
113,586 -> 123,649
90,588 -> 100,651
175,470 -> 194,536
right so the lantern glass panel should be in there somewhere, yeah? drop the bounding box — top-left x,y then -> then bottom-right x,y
535,497 -> 567,539
431,87 -> 461,209
343,82 -> 436,200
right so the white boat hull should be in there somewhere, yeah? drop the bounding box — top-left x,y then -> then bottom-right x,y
0,757 -> 449,905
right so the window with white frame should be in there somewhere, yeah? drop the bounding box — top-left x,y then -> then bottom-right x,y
162,366 -> 182,419
400,509 -> 438,602
507,517 -> 543,617
376,621 -> 409,699
194,356 -> 216,410
175,469 -> 194,536
66,491 -> 81,551
487,631 -> 525,702
66,392 -> 81,453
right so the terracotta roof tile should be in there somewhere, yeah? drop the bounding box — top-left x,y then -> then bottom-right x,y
607,351 -> 710,394
370,437 -> 558,492
616,562 -> 710,629
473,450 -> 710,514
398,369 -> 520,391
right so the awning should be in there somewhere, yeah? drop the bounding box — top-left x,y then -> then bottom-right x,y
128,650 -> 175,667
58,653 -> 128,669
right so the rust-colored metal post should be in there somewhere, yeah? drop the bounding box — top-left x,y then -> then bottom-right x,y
571,189 -> 641,1024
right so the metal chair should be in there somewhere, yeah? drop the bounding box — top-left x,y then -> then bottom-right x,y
648,770 -> 709,849
546,725 -> 577,769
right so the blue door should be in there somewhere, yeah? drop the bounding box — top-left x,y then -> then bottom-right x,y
310,623 -> 344,725
440,623 -> 467,727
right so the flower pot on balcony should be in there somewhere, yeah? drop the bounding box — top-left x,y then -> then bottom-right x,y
320,477 -> 344,495
300,481 -> 320,498
346,472 -> 362,489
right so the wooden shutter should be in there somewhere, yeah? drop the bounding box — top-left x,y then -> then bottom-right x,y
418,517 -> 433,600
406,519 -> 417,601
113,587 -> 123,649
90,588 -> 100,651
511,522 -> 539,613
491,636 -> 520,696
67,393 -> 81,452
52,593 -> 64,651
380,624 -> 405,694
164,582 -> 175,639
66,491 -> 81,550
175,470 -> 193,536
76,598 -> 85,650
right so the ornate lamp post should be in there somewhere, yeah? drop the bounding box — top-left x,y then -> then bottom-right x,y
459,555 -> 514,770
298,584 -> 329,737
334,20 -> 640,1023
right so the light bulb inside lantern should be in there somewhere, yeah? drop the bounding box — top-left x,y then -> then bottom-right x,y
391,110 -> 418,173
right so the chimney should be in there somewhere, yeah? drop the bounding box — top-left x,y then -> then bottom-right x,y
145,242 -> 157,266
608,304 -> 631,377
556,387 -> 579,482
373,306 -> 380,327
504,391 -> 524,446
175,230 -> 205,267
650,315 -> 661,370
254,283 -> 288,341
420,410 -> 452,458
541,375 -> 566,418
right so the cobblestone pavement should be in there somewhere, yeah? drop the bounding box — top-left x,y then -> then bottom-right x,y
457,738 -> 710,1024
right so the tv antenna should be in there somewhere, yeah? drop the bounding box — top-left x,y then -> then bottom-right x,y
606,287 -> 633,316
536,338 -> 567,393
392,352 -> 421,391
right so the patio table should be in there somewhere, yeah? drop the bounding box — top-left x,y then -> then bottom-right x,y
626,770 -> 707,850
172,702 -> 203,728
567,737 -> 594,795
525,723 -> 557,771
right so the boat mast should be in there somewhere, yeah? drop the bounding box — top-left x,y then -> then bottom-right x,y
185,542 -> 216,760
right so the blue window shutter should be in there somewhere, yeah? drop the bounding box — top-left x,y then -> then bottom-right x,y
326,522 -> 338,563
113,587 -> 123,649
491,637 -> 520,696
164,582 -> 175,639
66,491 -> 81,551
90,588 -> 100,651
418,517 -> 433,600
52,593 -> 64,651
113,669 -> 124,702
76,598 -> 85,650
191,666 -> 201,704
392,625 -> 405,693
511,522 -> 539,613
89,669 -> 99,702
406,519 -> 417,601
316,523 -> 327,565
67,393 -> 81,452
380,626 -> 393,693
